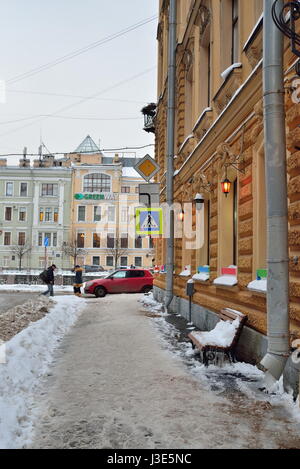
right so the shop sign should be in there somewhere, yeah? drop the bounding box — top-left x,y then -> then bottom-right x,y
74,193 -> 116,201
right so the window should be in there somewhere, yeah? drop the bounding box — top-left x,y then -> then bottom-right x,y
107,233 -> 115,248
108,206 -> 115,222
41,184 -> 58,196
93,256 -> 100,266
6,182 -> 13,197
121,207 -> 129,223
134,257 -> 142,267
4,232 -> 11,246
121,234 -> 128,249
20,183 -> 28,197
149,237 -> 154,249
106,256 -> 114,267
83,173 -> 111,193
5,207 -> 12,221
127,270 -> 145,278
121,186 -> 130,193
78,206 -> 86,222
38,232 -> 52,247
45,207 -> 52,222
120,256 -> 128,267
54,208 -> 59,223
19,207 -> 26,222
18,232 -> 26,246
38,232 -> 43,246
93,233 -> 101,248
232,0 -> 239,64
135,236 -> 142,249
53,233 -> 57,247
111,271 -> 126,279
94,206 -> 101,222
77,233 -> 85,248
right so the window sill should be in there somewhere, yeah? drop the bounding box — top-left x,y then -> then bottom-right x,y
213,275 -> 238,287
213,67 -> 243,115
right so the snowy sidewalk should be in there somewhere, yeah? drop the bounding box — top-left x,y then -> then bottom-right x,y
27,294 -> 300,449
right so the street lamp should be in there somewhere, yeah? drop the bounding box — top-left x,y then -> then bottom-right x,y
221,166 -> 231,197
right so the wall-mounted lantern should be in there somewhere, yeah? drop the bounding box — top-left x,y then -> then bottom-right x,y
221,167 -> 231,197
193,193 -> 205,208
141,103 -> 157,134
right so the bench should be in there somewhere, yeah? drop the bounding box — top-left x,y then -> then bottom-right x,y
188,308 -> 248,367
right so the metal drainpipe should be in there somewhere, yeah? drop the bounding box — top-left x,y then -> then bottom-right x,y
165,0 -> 177,311
260,0 -> 290,387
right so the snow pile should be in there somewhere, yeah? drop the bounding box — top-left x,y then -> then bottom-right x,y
221,62 -> 242,80
213,275 -> 237,287
0,295 -> 86,449
193,273 -> 209,282
139,292 -> 164,314
190,318 -> 240,347
0,284 -> 74,293
247,278 -> 267,293
0,297 -> 52,342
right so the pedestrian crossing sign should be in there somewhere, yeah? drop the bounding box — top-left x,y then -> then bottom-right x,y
135,208 -> 163,235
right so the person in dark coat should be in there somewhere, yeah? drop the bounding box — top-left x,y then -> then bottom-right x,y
73,265 -> 83,297
41,264 -> 57,296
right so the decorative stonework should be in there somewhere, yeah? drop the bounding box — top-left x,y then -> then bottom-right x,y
213,68 -> 243,114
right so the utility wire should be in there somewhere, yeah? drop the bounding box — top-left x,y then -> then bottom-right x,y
0,144 -> 154,158
7,15 -> 157,85
7,89 -> 146,105
0,115 -> 141,125
0,67 -> 156,138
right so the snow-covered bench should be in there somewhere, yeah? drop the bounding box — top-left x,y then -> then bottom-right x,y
188,308 -> 247,367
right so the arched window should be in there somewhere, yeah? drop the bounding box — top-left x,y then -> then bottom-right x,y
83,173 -> 111,193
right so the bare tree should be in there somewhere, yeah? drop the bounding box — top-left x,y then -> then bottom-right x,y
106,237 -> 129,269
10,244 -> 31,271
62,241 -> 88,268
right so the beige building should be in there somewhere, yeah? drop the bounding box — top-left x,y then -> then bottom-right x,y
68,136 -> 154,269
153,0 -> 300,389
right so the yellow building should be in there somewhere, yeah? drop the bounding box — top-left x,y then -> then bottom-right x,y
154,0 -> 300,387
68,136 -> 154,270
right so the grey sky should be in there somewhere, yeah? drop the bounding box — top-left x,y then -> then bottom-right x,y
0,0 -> 158,163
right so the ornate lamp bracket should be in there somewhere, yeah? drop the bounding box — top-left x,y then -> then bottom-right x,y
272,0 -> 300,75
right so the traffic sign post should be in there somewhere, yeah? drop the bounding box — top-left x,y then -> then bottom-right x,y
44,237 -> 49,269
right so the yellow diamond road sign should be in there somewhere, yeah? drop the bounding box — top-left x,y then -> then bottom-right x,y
134,154 -> 160,182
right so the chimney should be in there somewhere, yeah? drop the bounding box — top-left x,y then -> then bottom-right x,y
19,159 -> 30,168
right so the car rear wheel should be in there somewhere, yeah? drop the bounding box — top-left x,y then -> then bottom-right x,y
141,285 -> 153,294
95,286 -> 107,298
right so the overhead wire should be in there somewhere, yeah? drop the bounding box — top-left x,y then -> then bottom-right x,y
7,15 -> 158,85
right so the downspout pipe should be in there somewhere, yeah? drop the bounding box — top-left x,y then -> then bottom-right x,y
260,0 -> 290,387
165,0 -> 177,311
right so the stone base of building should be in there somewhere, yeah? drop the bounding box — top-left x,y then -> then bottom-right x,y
153,286 -> 300,399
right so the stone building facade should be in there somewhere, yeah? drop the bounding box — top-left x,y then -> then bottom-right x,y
154,0 -> 300,385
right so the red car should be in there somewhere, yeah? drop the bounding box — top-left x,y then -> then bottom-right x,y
84,269 -> 153,297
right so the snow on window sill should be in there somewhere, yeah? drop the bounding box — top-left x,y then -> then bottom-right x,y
179,270 -> 191,277
192,273 -> 210,282
247,278 -> 267,293
221,63 -> 242,81
213,275 -> 238,287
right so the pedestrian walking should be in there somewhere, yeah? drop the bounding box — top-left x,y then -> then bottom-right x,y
40,264 -> 57,297
73,265 -> 83,297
